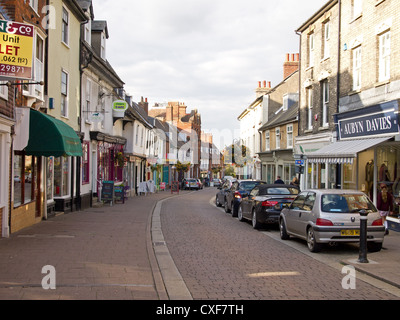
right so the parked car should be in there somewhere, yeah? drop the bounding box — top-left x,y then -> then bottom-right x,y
224,180 -> 266,216
279,189 -> 385,253
238,184 -> 300,229
182,178 -> 200,190
215,179 -> 235,207
212,179 -> 221,187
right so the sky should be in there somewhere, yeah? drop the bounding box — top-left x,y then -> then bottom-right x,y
94,0 -> 325,148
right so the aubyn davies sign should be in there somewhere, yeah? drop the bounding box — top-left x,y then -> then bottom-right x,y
336,100 -> 400,140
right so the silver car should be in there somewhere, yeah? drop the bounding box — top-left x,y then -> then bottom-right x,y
279,189 -> 385,253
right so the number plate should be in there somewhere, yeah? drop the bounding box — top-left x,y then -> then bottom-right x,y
340,230 -> 360,236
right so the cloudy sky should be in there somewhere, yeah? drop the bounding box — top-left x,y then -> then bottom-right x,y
94,0 -> 325,147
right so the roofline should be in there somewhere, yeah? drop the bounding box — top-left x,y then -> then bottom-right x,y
296,0 -> 338,33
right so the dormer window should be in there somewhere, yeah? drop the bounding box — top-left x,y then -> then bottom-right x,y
84,19 -> 91,44
101,32 -> 106,59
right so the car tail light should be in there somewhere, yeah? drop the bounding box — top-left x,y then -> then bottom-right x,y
234,192 -> 242,199
262,200 -> 279,207
372,218 -> 383,226
316,218 -> 334,226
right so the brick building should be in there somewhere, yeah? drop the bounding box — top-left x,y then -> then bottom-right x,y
296,0 -> 400,215
0,0 -> 47,237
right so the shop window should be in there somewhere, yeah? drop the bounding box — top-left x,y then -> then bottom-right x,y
54,156 -> 70,197
343,162 -> 357,190
46,157 -> 54,201
82,141 -> 90,184
13,151 -> 37,207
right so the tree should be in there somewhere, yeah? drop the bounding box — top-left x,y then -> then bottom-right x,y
224,165 -> 236,178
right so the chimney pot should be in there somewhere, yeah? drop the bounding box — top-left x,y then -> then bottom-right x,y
286,53 -> 290,62
263,80 -> 266,88
258,81 -> 261,88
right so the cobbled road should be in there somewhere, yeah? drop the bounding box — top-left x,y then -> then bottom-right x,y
160,188 -> 399,300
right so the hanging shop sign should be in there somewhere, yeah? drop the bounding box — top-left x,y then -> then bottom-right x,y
0,20 -> 34,79
89,112 -> 104,123
112,100 -> 128,112
336,100 -> 400,140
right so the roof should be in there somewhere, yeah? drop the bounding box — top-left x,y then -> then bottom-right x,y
296,0 -> 338,33
259,102 -> 298,132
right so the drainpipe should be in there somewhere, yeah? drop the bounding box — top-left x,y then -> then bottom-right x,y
336,0 -> 342,189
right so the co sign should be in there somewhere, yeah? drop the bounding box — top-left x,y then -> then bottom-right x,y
112,100 -> 128,112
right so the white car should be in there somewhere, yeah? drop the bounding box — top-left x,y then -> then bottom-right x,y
279,189 -> 385,253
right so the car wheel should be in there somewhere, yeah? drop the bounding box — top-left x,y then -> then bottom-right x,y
279,218 -> 290,240
238,205 -> 245,222
216,196 -> 222,207
252,209 -> 262,229
224,199 -> 231,213
307,227 -> 322,252
367,242 -> 383,252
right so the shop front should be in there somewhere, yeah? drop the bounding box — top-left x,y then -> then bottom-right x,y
259,149 -> 296,185
305,100 -> 400,216
12,108 -> 82,232
90,131 -> 126,200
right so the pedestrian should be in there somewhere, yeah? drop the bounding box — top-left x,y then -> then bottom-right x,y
377,183 -> 394,235
290,176 -> 299,187
274,176 -> 284,184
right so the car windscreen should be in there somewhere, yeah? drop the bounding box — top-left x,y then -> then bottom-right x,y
240,182 -> 264,191
259,187 -> 299,195
321,194 -> 377,213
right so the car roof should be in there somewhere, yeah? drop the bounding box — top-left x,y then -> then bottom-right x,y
258,184 -> 299,189
303,189 -> 367,195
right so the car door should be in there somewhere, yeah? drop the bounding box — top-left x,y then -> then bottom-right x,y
243,187 -> 259,219
286,192 -> 307,235
298,192 -> 316,235
227,181 -> 238,210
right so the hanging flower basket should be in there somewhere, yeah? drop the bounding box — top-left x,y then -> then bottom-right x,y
114,152 -> 125,167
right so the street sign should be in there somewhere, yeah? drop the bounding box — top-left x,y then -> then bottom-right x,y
295,160 -> 305,166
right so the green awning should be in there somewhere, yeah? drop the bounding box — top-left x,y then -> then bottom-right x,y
25,109 -> 83,157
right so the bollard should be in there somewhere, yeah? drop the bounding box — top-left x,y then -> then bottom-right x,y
358,209 -> 369,263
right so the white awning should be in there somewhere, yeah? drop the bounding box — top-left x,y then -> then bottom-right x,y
307,137 -> 393,164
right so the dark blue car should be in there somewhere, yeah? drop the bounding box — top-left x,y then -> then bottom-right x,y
223,180 -> 266,217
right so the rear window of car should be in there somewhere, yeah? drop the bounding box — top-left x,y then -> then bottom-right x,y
321,194 -> 377,213
240,181 -> 265,191
259,187 -> 299,195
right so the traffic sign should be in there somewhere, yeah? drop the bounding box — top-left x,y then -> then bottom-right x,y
295,160 -> 305,166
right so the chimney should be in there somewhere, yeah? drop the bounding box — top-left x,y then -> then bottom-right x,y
139,96 -> 149,115
255,80 -> 272,98
283,53 -> 299,79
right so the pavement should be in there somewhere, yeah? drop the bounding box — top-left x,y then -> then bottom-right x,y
0,188 -> 399,300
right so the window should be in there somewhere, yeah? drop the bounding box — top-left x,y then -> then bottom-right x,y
308,33 -> 314,67
84,19 -> 91,44
287,125 -> 293,149
62,7 -> 69,45
379,31 -> 391,82
306,87 -> 313,130
85,79 -> 91,121
265,131 -> 270,151
0,81 -> 8,100
29,0 -> 38,12
82,142 -> 90,184
323,21 -> 330,59
54,156 -> 70,197
275,128 -> 281,150
61,70 -> 68,117
321,80 -> 329,127
303,192 -> 316,211
101,32 -> 106,59
353,0 -> 362,19
353,46 -> 362,90
13,151 -> 38,207
136,125 -> 139,145
35,35 -> 44,98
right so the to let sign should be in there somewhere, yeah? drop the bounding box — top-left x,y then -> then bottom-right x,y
0,20 -> 34,79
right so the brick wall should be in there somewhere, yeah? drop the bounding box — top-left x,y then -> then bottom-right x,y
298,1 -> 339,136
339,0 -> 400,111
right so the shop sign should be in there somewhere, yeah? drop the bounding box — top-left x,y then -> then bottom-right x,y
89,112 -> 104,123
112,100 -> 128,112
336,100 -> 400,140
0,20 -> 34,79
